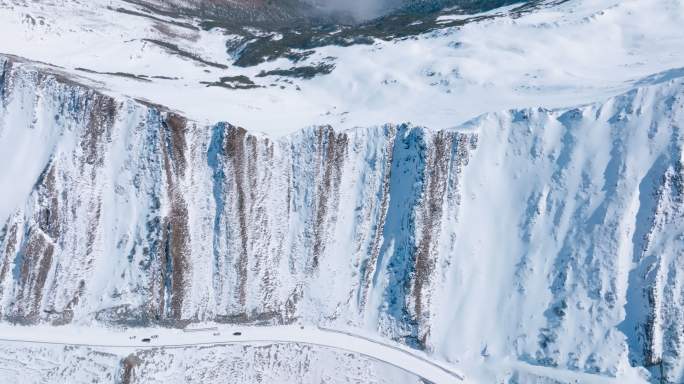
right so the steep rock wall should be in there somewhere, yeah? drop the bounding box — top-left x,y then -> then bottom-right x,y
0,57 -> 473,349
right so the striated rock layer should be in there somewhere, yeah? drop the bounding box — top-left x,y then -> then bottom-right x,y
1,55 -> 684,381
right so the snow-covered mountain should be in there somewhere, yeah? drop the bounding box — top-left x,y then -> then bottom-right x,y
1,0 -> 684,383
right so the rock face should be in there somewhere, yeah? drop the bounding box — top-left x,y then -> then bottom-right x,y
1,55 -> 684,381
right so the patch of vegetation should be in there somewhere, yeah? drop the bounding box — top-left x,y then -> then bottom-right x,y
200,75 -> 260,89
256,63 -> 336,79
232,29 -> 373,67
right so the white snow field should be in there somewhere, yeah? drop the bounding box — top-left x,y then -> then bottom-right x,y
0,0 -> 681,135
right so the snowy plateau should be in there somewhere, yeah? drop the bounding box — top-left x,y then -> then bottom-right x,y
0,0 -> 683,383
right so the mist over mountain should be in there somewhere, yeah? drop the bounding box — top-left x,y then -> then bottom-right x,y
132,0 -> 525,24
306,0 -> 404,19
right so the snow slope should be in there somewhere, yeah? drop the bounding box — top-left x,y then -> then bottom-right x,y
0,0 -> 682,135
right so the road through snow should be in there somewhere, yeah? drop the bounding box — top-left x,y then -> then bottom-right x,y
0,324 -> 464,383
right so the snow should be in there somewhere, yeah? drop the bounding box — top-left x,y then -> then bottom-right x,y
0,0 -> 682,136
0,333 -> 424,384
0,323 -> 465,383
0,321 -> 650,383
435,2 -> 525,22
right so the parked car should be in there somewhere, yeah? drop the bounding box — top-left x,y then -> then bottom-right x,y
232,332 -> 242,336
141,338 -> 151,343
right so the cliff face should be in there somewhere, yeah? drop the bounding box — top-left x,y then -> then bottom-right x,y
0,56 -> 475,341
1,55 -> 684,381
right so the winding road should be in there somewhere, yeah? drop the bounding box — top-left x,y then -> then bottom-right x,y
0,324 -> 465,383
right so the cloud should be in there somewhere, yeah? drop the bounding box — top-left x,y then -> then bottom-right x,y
307,0 -> 406,20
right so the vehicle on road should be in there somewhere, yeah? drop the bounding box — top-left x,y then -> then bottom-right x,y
233,332 -> 242,336
141,338 -> 151,343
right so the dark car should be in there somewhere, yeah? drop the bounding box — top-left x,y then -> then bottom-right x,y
232,332 -> 242,336
141,338 -> 151,343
